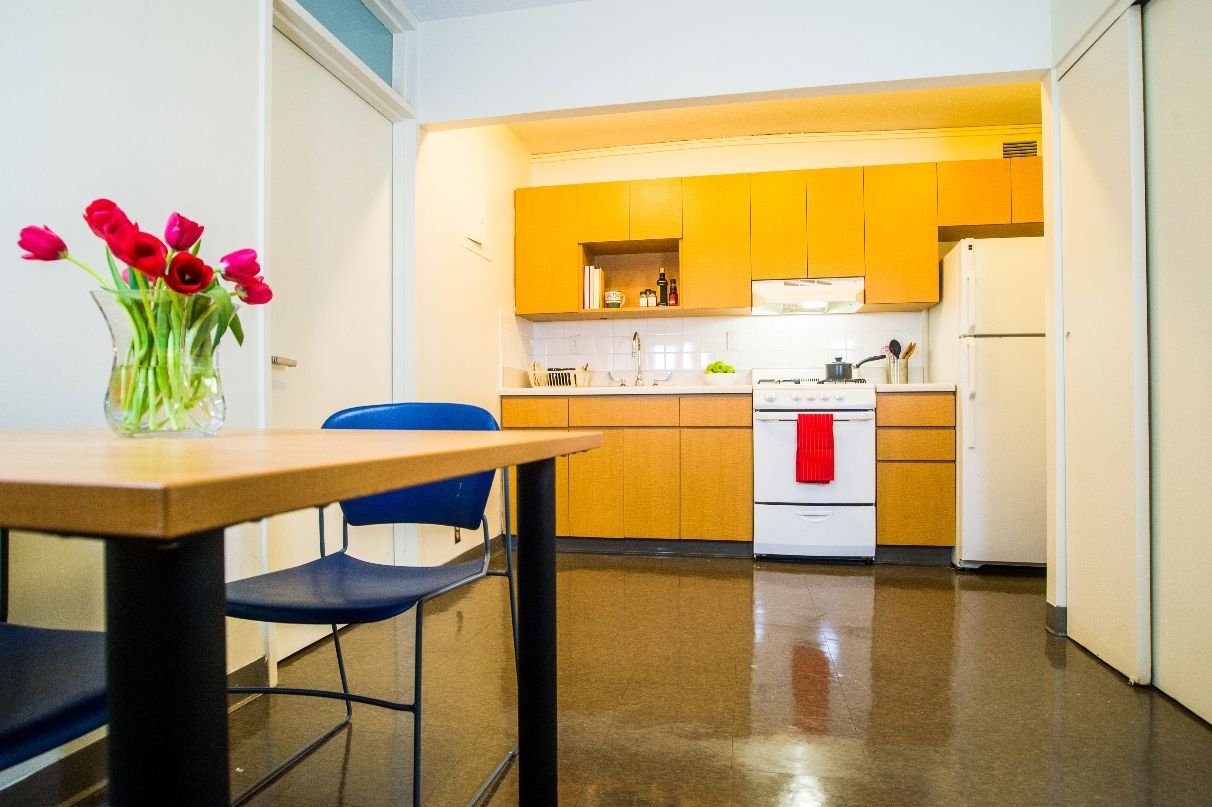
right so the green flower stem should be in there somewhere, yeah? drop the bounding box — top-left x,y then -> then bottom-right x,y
64,254 -> 112,287
97,283 -> 234,435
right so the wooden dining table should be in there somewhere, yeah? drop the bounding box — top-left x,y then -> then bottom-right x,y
0,427 -> 600,806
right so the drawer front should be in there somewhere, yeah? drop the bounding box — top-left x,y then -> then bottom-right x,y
569,396 -> 679,427
501,396 -> 569,428
754,503 -> 875,559
876,461 -> 956,546
876,393 -> 956,427
680,395 -> 752,427
877,428 -> 956,461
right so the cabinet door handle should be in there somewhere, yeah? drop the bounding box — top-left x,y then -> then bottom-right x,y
271,355 -> 298,368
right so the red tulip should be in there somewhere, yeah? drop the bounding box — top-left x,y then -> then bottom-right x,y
236,277 -> 273,305
83,199 -> 131,240
108,227 -> 168,280
219,248 -> 261,281
164,212 -> 204,251
17,225 -> 68,261
164,252 -> 214,295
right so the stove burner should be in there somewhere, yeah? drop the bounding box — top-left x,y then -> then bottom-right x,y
818,378 -> 868,384
754,377 -> 822,386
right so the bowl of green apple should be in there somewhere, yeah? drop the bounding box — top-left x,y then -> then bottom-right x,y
703,361 -> 737,385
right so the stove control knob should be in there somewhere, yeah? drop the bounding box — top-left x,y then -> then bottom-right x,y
763,391 -> 778,403
834,393 -> 845,402
790,391 -> 803,402
805,392 -> 817,402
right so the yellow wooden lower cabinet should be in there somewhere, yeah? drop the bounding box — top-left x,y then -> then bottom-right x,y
875,392 -> 957,547
501,394 -> 752,541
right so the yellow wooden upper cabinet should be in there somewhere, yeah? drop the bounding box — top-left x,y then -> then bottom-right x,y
629,178 -> 682,240
576,181 -> 629,242
936,156 -> 1044,227
1011,156 -> 1044,223
515,185 -> 581,315
807,166 -> 865,278
577,178 -> 681,243
750,170 -> 807,280
864,162 -> 939,307
936,159 -> 1013,226
681,173 -> 751,309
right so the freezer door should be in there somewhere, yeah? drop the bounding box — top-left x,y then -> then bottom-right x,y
956,336 -> 1046,565
964,237 -> 1048,335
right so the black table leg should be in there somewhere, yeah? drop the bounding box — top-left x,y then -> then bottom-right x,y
516,458 -> 558,806
105,529 -> 229,806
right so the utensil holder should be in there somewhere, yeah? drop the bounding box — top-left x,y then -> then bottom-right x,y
886,359 -> 908,384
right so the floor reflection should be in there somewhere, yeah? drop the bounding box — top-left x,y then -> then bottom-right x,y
208,554 -> 1212,806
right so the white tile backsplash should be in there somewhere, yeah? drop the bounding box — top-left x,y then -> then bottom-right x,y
514,311 -> 928,383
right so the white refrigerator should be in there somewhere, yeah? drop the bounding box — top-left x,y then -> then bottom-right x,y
928,238 -> 1047,567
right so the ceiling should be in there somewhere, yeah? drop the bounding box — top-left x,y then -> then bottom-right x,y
506,82 -> 1043,155
398,3 -> 1041,156
402,0 -> 583,22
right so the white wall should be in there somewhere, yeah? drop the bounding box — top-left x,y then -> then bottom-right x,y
413,124 -> 532,565
416,0 -> 1052,126
1052,0 -> 1133,67
0,0 -> 270,782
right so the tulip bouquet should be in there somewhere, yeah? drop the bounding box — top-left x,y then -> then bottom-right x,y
17,199 -> 273,435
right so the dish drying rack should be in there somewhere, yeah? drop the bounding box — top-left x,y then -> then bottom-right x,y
529,362 -> 590,388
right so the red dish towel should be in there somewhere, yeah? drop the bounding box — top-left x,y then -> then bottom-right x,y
796,413 -> 835,483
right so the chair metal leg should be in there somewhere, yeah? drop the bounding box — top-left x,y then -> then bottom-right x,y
414,601 -> 424,807
229,624 -> 356,806
491,469 -> 521,664
467,742 -> 519,807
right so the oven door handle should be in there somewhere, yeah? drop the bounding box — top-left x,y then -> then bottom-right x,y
753,412 -> 874,423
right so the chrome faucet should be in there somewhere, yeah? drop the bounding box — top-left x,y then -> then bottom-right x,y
632,331 -> 644,387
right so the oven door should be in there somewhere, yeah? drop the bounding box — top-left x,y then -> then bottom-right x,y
753,410 -> 875,504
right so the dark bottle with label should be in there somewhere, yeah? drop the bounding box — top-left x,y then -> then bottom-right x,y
668,278 -> 679,306
657,267 -> 668,306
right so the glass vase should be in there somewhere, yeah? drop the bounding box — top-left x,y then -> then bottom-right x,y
91,288 -> 227,437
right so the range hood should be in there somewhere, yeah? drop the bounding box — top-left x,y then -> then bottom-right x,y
752,277 -> 865,315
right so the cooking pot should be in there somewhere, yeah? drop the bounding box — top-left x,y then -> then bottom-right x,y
824,355 -> 886,382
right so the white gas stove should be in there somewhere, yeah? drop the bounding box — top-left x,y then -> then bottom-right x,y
751,369 -> 876,561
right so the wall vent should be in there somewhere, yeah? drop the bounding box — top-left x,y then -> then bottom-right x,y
1002,140 -> 1039,158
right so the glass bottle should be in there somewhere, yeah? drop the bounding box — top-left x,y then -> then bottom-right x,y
657,267 -> 668,306
668,278 -> 679,306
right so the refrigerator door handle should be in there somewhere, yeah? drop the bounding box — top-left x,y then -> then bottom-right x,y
963,339 -> 977,449
962,260 -> 976,334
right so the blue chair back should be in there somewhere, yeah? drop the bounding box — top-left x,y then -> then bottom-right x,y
322,403 -> 499,530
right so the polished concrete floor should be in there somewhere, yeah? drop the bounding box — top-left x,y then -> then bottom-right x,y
224,552 -> 1212,806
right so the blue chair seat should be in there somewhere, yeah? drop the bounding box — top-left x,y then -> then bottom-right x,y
227,554 -> 486,625
0,624 -> 107,771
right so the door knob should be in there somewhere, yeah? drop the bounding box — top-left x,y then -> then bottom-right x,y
271,355 -> 298,367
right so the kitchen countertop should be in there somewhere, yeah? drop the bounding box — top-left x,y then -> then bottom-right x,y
501,385 -> 752,396
873,383 -> 956,393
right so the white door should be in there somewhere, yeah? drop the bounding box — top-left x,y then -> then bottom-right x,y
1143,0 -> 1212,722
266,30 -> 394,661
1058,6 -> 1150,683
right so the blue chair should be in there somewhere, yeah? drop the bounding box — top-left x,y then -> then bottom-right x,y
225,403 -> 518,805
0,528 -> 108,772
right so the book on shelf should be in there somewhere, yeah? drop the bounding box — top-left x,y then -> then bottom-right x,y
583,265 -> 603,309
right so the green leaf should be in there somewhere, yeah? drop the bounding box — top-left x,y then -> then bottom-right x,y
105,249 -> 127,288
205,287 -> 236,347
229,312 -> 245,347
